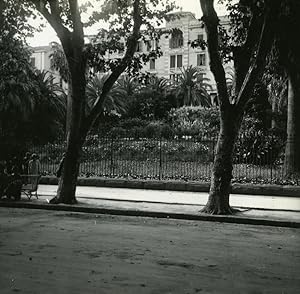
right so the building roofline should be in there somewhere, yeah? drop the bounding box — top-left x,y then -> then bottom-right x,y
30,45 -> 51,52
166,11 -> 197,20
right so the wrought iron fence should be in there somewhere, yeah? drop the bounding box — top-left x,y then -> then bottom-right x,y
28,132 -> 299,185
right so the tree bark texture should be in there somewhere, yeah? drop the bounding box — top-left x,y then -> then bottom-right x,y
202,108 -> 241,214
199,0 -> 280,214
55,53 -> 87,204
284,73 -> 300,176
39,0 -> 143,204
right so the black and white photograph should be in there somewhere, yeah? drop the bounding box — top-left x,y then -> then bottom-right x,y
0,0 -> 299,293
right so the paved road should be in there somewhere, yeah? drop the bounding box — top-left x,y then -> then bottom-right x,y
39,185 -> 300,211
0,208 -> 299,294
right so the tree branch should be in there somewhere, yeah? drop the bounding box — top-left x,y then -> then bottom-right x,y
68,0 -> 84,45
31,0 -> 71,40
233,8 -> 263,93
82,0 -> 143,136
200,0 -> 230,110
236,1 -> 280,111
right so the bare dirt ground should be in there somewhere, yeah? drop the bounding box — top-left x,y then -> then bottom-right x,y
0,208 -> 299,294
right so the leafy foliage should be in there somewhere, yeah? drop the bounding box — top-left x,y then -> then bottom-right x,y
168,106 -> 220,138
0,37 -> 37,123
174,66 -> 213,107
0,0 -> 39,41
49,41 -> 70,83
85,0 -> 177,76
0,0 -> 67,161
125,75 -> 176,120
86,74 -> 127,117
234,129 -> 285,165
244,82 -> 272,129
25,70 -> 67,143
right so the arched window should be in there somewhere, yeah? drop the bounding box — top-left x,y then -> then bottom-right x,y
169,29 -> 183,49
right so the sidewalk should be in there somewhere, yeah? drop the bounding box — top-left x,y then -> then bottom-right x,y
39,185 -> 300,211
1,185 -> 299,228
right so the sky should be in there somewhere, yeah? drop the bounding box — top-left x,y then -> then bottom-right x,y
27,0 -> 227,47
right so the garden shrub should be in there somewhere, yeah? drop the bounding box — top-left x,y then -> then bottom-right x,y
33,142 -> 65,164
99,119 -> 174,139
142,121 -> 174,138
235,108 -> 286,165
168,106 -> 219,138
125,89 -> 173,120
118,118 -> 148,130
234,129 -> 285,165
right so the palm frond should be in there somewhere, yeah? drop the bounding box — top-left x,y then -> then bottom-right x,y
87,74 -> 127,116
175,66 -> 213,107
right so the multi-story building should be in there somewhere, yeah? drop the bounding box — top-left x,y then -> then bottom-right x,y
30,11 -> 232,96
29,44 -> 68,91
139,11 -> 233,95
141,11 -> 210,80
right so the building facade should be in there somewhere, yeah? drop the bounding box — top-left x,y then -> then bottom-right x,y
140,11 -> 233,94
30,11 -> 232,95
144,12 -> 210,80
30,44 -> 68,91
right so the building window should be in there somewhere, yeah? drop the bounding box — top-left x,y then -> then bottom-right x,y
136,41 -> 143,52
150,58 -> 155,70
170,73 -> 182,82
177,55 -> 182,68
169,30 -> 183,49
146,40 -> 153,51
197,53 -> 206,66
197,34 -> 204,41
170,55 -> 176,68
30,57 -> 35,67
146,39 -> 158,51
170,55 -> 183,68
146,41 -> 151,51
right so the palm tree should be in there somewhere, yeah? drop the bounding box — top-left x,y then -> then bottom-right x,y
146,75 -> 170,93
0,38 -> 37,130
25,70 -> 67,143
86,74 -> 127,117
34,70 -> 67,121
175,66 -> 213,107
116,74 -> 138,97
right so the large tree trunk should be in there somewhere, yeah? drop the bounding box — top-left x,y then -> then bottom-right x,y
199,0 -> 280,214
284,73 -> 300,176
54,57 -> 86,204
202,108 -> 241,214
66,90 -> 72,137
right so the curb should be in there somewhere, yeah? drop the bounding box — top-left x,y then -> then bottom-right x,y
40,176 -> 300,197
1,201 -> 299,229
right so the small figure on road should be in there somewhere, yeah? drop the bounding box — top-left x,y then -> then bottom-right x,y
5,170 -> 22,201
22,152 -> 31,174
11,156 -> 22,175
28,153 -> 41,175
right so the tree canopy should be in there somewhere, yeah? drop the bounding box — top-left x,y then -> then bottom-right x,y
14,0 -> 178,204
0,0 -> 67,160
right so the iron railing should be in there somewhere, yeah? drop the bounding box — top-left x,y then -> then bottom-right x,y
29,133 -> 298,184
